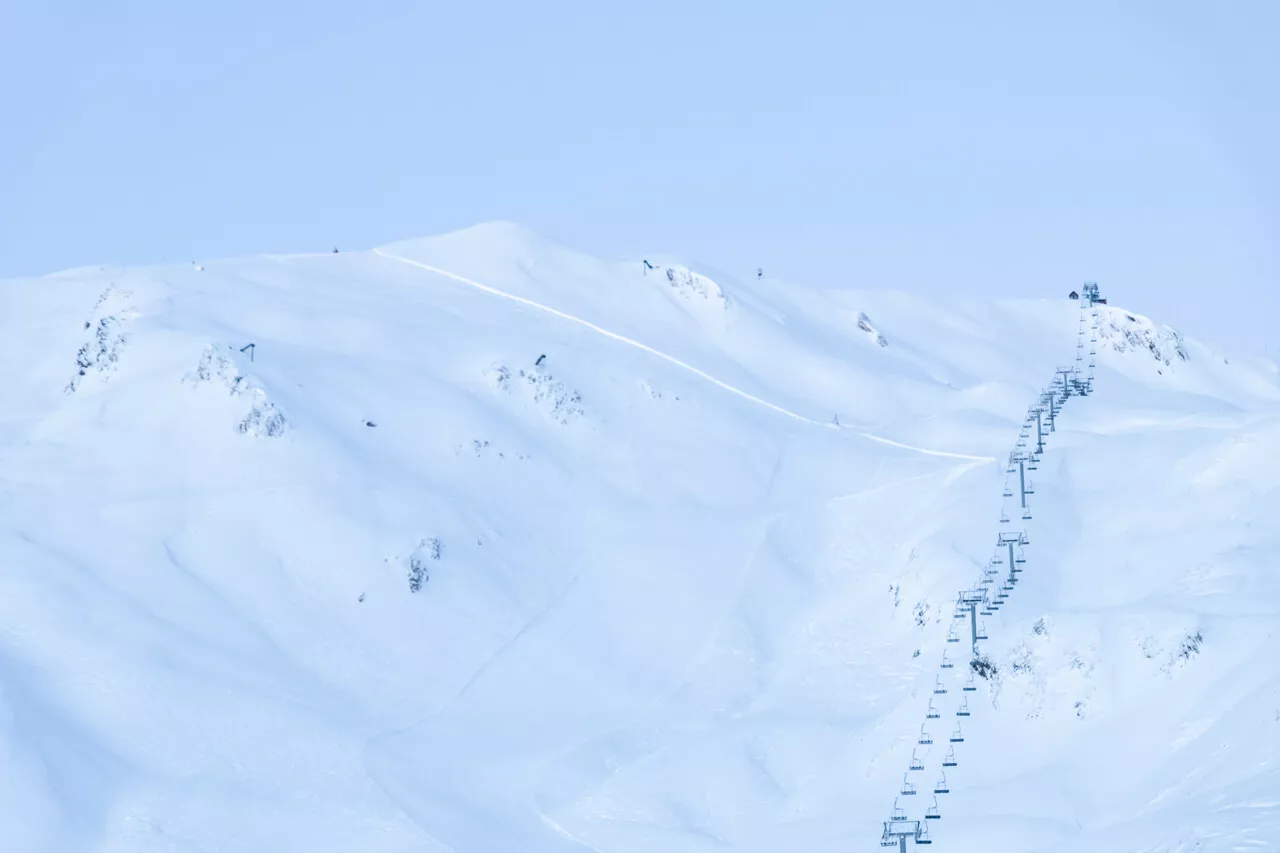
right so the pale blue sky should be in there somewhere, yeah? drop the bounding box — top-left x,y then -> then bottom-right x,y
3,1 -> 1276,354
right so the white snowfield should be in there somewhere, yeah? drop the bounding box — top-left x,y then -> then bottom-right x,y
1,221 -> 1277,852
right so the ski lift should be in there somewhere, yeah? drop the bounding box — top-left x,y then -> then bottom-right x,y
999,510 -> 1010,524
934,772 -> 950,794
950,724 -> 964,743
933,675 -> 947,695
925,797 -> 941,820
901,774 -> 917,796
940,649 -> 954,670
942,745 -> 957,767
918,724 -> 933,745
917,824 -> 933,845
963,673 -> 977,692
946,624 -> 959,644
926,698 -> 939,719
957,697 -> 970,717
891,799 -> 908,821
975,622 -> 988,641
1022,508 -> 1033,521
910,748 -> 925,771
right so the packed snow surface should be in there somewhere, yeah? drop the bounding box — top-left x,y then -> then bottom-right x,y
1,221 -> 1278,852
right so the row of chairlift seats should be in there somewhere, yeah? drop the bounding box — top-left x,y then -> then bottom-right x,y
885,330 -> 1096,848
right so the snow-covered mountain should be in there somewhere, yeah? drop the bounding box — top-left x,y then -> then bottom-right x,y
2,222 -> 1278,853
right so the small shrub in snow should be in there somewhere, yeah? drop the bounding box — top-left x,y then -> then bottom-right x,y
1177,630 -> 1203,661
407,537 -> 441,593
971,655 -> 998,680
856,312 -> 889,347
1010,645 -> 1035,675
239,397 -> 288,437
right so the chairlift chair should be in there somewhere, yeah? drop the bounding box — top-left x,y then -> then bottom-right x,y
934,772 -> 950,794
950,724 -> 964,743
946,624 -> 959,644
926,698 -> 939,719
957,697 -> 970,717
925,797 -> 941,820
940,650 -> 953,670
975,622 -> 988,641
891,800 -> 908,821
910,749 -> 925,771
917,825 -> 933,845
963,673 -> 977,692
901,774 -> 917,796
942,746 -> 957,767
933,675 -> 947,695
918,724 -> 933,745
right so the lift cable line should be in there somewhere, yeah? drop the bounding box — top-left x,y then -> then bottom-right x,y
877,283 -> 1104,848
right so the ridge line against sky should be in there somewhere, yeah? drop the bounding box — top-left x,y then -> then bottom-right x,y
3,2 -> 1276,355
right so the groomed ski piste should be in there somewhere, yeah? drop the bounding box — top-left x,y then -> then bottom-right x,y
2,222 -> 1278,852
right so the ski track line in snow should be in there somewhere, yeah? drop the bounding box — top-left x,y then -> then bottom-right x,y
373,249 -> 996,465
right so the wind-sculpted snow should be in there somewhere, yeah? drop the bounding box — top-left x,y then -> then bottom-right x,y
0,222 -> 1277,852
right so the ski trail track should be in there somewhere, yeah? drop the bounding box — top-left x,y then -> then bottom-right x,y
373,248 -> 995,465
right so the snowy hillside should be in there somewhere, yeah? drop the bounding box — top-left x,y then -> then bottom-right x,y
2,222 -> 1278,853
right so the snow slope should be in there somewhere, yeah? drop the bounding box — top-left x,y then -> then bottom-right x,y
1,221 -> 1278,852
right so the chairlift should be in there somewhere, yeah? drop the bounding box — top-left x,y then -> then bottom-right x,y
901,774 -> 917,796
926,698 -> 939,719
917,824 -> 933,845
933,675 -> 947,695
950,724 -> 964,743
957,697 -> 970,717
891,799 -> 907,821
942,745 -> 957,767
1021,508 -> 1033,521
975,622 -> 988,641
910,748 -> 925,771
940,650 -> 954,670
918,723 -> 933,745
946,624 -> 960,644
925,797 -> 941,820
934,772 -> 950,794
